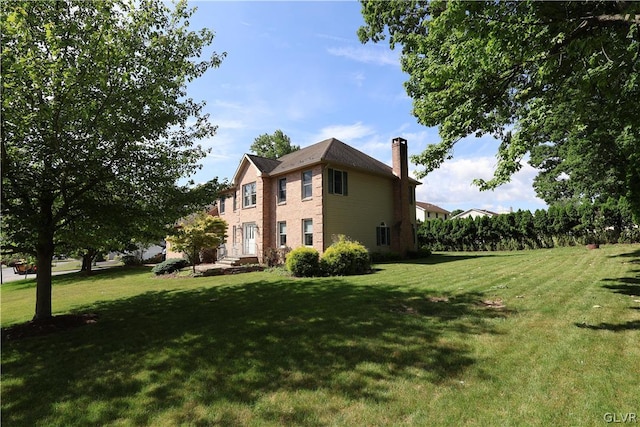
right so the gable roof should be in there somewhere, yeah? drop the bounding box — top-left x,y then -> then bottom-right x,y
269,138 -> 396,178
246,154 -> 281,174
416,201 -> 450,215
233,137 -> 420,185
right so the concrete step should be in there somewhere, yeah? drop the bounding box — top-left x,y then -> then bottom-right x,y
218,256 -> 259,266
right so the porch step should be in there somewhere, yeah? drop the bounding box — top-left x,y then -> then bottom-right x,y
218,256 -> 259,267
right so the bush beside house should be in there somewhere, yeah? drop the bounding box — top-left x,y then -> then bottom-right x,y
286,236 -> 372,277
152,258 -> 190,275
286,247 -> 320,277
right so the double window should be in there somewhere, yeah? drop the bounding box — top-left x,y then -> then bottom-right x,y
302,170 -> 312,199
243,182 -> 256,208
376,223 -> 391,246
328,168 -> 348,196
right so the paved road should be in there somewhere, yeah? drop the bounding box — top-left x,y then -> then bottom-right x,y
0,261 -> 122,284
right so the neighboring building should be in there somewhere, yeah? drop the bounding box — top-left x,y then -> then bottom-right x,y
212,137 -> 420,264
450,208 -> 500,220
416,202 -> 450,221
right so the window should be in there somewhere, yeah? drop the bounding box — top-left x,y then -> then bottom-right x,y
376,222 -> 391,246
243,182 -> 256,208
278,221 -> 287,247
303,219 -> 313,246
219,196 -> 225,214
302,170 -> 312,199
278,178 -> 287,203
328,168 -> 348,196
233,192 -> 237,211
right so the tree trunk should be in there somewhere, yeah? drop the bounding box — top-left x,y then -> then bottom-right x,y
81,250 -> 96,275
192,246 -> 196,275
34,236 -> 55,321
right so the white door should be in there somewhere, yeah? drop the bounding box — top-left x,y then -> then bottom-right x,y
243,223 -> 256,255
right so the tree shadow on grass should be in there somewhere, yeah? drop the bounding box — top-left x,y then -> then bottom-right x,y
602,275 -> 640,296
397,252 -> 520,266
582,250 -> 640,333
575,321 -> 640,332
2,278 -> 508,425
609,247 -> 640,260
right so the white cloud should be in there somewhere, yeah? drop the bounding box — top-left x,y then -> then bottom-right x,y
414,157 -> 547,213
313,122 -> 376,144
327,46 -> 400,67
352,71 -> 365,87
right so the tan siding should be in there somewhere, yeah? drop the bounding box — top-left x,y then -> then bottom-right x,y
324,168 -> 395,252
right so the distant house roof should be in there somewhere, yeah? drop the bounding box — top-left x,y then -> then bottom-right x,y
416,202 -> 450,215
230,137 -> 420,186
450,208 -> 500,220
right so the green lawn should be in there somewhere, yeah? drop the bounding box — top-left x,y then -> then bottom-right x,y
2,245 -> 639,426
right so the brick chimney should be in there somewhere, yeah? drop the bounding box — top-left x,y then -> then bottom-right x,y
391,137 -> 414,255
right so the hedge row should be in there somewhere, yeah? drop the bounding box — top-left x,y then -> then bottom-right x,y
419,198 -> 640,252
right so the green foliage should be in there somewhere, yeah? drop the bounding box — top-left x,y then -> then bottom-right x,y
121,255 -> 143,266
419,199 -> 640,252
167,212 -> 227,272
250,130 -> 300,159
151,258 -> 189,275
320,236 -> 371,276
264,246 -> 291,267
285,247 -> 320,277
1,0 -> 226,319
359,1 -> 640,220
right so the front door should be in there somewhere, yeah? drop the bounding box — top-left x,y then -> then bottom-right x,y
243,223 -> 256,255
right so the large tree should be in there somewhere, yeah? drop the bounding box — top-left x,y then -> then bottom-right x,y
250,129 -> 299,159
1,0 -> 225,320
359,1 -> 640,219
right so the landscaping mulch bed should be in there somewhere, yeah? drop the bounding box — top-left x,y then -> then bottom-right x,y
2,313 -> 98,342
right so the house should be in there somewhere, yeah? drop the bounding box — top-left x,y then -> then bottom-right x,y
212,137 -> 420,264
416,201 -> 450,221
450,208 -> 500,220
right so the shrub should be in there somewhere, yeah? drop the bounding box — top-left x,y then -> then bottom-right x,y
152,258 -> 189,275
199,247 -> 217,264
286,247 -> 319,277
320,236 -> 370,276
121,255 -> 143,266
143,253 -> 165,264
265,246 -> 292,267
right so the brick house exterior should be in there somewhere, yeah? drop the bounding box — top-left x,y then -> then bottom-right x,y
212,137 -> 419,263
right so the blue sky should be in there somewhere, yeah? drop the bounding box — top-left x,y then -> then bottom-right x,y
184,1 -> 547,213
